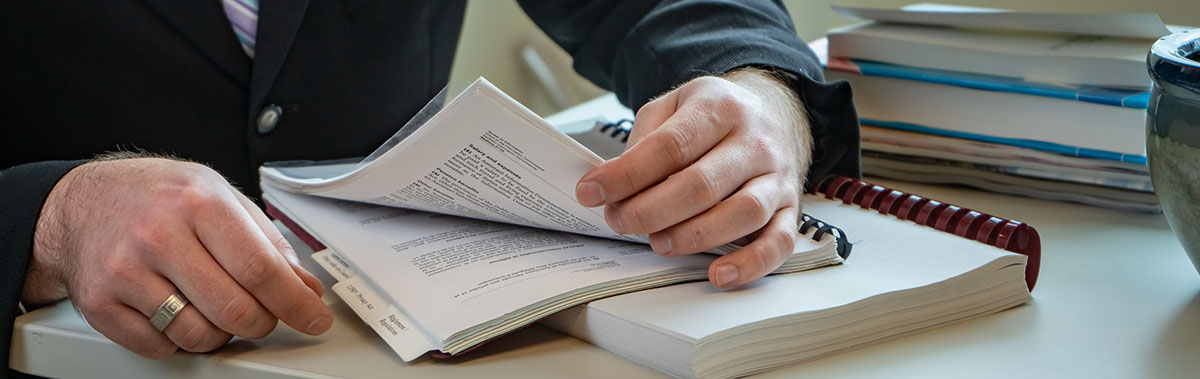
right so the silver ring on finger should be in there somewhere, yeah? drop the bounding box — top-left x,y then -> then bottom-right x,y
149,292 -> 189,332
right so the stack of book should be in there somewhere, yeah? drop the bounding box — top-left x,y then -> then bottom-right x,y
818,4 -> 1184,212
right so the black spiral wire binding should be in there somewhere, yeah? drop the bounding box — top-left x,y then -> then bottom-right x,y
799,214 -> 852,259
599,119 -> 634,143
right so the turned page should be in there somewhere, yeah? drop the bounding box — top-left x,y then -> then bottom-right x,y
261,78 -> 643,243
261,185 -> 714,350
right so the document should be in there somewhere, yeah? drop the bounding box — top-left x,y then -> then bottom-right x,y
260,78 -> 846,360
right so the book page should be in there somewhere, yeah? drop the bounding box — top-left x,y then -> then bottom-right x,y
263,187 -> 715,348
262,78 -> 642,243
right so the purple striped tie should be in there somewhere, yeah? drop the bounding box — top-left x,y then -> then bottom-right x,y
220,0 -> 258,58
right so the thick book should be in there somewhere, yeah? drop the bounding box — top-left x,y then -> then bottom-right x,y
832,3 -> 1173,40
258,78 -> 847,361
826,4 -> 1165,89
814,39 -> 1150,110
270,175 -> 1042,378
540,175 -> 1041,378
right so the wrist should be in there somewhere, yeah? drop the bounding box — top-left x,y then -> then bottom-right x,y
722,67 -> 809,134
24,162 -> 94,307
721,67 -> 814,189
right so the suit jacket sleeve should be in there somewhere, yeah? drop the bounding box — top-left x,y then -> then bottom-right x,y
517,0 -> 861,187
0,160 -> 85,373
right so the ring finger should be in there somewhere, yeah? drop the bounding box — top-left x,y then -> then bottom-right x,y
117,274 -> 233,353
151,230 -> 278,339
709,206 -> 800,288
647,174 -> 787,256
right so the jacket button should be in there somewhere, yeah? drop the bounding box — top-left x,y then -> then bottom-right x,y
257,104 -> 283,134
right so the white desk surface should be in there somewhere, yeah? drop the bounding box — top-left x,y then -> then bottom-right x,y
11,95 -> 1200,378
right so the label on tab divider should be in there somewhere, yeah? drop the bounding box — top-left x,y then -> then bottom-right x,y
313,249 -> 358,281
314,249 -> 436,361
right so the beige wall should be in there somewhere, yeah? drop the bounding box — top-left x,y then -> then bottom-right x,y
451,1 -> 1199,116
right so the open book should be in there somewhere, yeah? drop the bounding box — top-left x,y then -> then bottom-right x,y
258,78 -> 848,361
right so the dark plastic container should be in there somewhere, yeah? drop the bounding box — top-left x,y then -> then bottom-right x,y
1147,28 -> 1200,273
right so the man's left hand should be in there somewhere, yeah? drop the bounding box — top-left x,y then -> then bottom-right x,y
576,68 -> 813,288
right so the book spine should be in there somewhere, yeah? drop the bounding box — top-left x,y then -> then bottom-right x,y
812,175 -> 1042,291
823,52 -> 1151,110
838,58 -> 1151,109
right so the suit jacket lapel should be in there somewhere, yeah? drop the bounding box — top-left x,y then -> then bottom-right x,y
249,0 -> 311,117
140,0 -> 251,88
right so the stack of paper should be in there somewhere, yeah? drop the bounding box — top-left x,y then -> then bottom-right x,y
820,3 -> 1180,212
541,194 -> 1032,379
259,78 -> 846,362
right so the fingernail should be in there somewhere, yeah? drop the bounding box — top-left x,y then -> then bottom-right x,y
577,181 -> 606,206
307,315 -> 332,334
650,234 -> 672,255
714,264 -> 739,287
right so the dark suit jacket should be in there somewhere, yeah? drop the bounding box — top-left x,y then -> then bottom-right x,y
0,0 -> 858,373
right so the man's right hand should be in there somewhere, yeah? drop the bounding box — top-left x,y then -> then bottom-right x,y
26,157 -> 332,359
